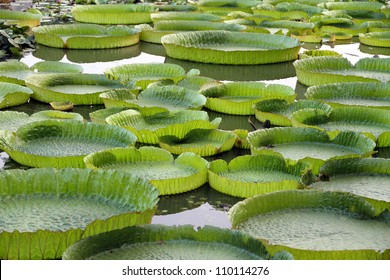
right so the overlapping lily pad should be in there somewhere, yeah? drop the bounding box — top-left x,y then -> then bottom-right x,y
208,153 -> 314,198
360,31 -> 390,48
71,4 -> 157,24
0,120 -> 137,168
62,224 -> 292,260
106,109 -> 221,144
25,73 -> 125,105
159,129 -> 237,156
84,146 -> 208,195
310,157 -> 390,215
0,168 -> 159,260
247,127 -> 376,174
199,81 -> 296,115
0,82 -> 33,109
161,30 -> 301,65
294,56 -> 390,86
33,24 -> 141,49
229,190 -> 390,259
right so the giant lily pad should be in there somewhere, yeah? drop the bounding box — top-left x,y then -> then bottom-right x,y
106,109 -> 221,144
158,129 -> 237,156
104,63 -> 188,90
0,120 -> 137,168
0,82 -> 33,109
229,190 -> 390,259
208,153 -> 314,198
305,82 -> 390,109
318,2 -> 384,13
310,157 -> 390,215
0,168 -> 158,260
25,73 -> 125,105
84,146 -> 208,195
199,81 -> 296,115
151,11 -> 221,23
197,0 -> 260,14
247,127 -> 376,174
0,9 -> 42,27
33,24 -> 141,49
294,56 -> 390,86
71,4 -> 157,24
161,30 -> 301,65
62,224 -> 292,260
154,20 -> 246,32
360,32 -> 390,48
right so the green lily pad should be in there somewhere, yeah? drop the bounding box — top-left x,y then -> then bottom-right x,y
135,23 -> 177,44
294,56 -> 390,86
360,31 -> 390,48
0,120 -> 137,168
89,107 -> 128,124
311,157 -> 390,215
178,75 -> 216,91
62,224 -> 292,260
208,153 -> 314,198
229,190 -> 390,259
199,81 -> 296,115
71,4 -> 157,24
151,11 -> 221,23
154,20 -> 246,32
260,20 -> 314,35
30,61 -> 84,74
84,146 -> 208,195
0,168 -> 158,260
305,82 -> 390,109
25,73 -> 126,105
161,30 -> 301,65
318,2 -> 384,13
0,9 -> 42,27
106,109 -> 221,144
197,0 -> 260,14
104,63 -> 188,90
0,82 -> 33,109
252,4 -> 308,20
247,127 -> 376,174
33,24 -> 141,49
158,129 -> 237,156
299,49 -> 342,59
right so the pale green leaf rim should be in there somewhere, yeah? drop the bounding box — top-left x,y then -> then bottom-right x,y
89,107 -> 128,124
151,11 -> 221,23
0,168 -> 158,260
30,61 -> 84,73
0,61 -> 32,85
360,32 -> 390,48
0,82 -> 33,109
84,146 -> 208,195
154,20 -> 246,32
0,9 -> 42,27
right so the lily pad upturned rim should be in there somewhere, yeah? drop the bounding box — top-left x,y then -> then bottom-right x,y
359,31 -> 390,48
0,82 -> 33,109
0,168 -> 159,260
62,224 -> 293,260
161,30 -> 301,65
84,146 -> 209,195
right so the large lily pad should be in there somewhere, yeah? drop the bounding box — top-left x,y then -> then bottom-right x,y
0,168 -> 158,260
71,4 -> 157,24
360,32 -> 390,48
154,20 -> 246,32
208,153 -> 314,198
0,9 -> 42,27
305,82 -> 390,109
293,56 -> 390,86
33,24 -> 141,49
310,157 -> 390,215
0,82 -> 33,109
25,73 -> 125,105
247,127 -> 376,174
151,11 -> 221,23
161,30 -> 301,65
84,146 -> 208,195
229,190 -> 390,259
106,109 -> 221,145
62,224 -> 292,260
0,120 -> 137,168
199,81 -> 296,115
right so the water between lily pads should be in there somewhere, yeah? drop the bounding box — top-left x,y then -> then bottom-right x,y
1,40 -> 389,229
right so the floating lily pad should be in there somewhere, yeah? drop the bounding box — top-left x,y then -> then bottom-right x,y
259,20 -> 314,35
0,120 -> 137,168
89,107 -> 128,124
252,3 -> 308,20
0,82 -> 33,109
101,85 -> 206,114
25,73 -> 125,105
360,32 -> 390,48
0,9 -> 42,27
106,109 -> 221,144
0,168 -> 158,260
178,75 -> 216,91
62,224 -> 292,260
50,101 -> 74,111
208,154 -> 314,198
197,0 -> 259,14
294,56 -> 390,86
161,30 -> 301,65
135,24 -> 177,44
253,99 -> 332,127
154,20 -> 246,32
199,81 -> 296,115
104,63 -> 187,90
247,127 -> 376,174
305,82 -> 390,109
159,129 -> 237,156
310,157 -> 390,215
229,190 -> 390,259
298,49 -> 342,59
33,24 -> 141,49
151,11 -> 221,23
30,61 -> 84,73
318,2 -> 384,13
84,146 -> 208,195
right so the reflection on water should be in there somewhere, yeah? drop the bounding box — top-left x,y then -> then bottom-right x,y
359,44 -> 390,56
139,42 -> 167,57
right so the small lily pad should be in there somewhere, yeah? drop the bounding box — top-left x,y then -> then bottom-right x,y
50,101 -> 74,111
0,82 -> 33,109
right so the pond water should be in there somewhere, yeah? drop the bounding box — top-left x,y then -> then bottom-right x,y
1,39 -> 390,229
